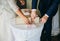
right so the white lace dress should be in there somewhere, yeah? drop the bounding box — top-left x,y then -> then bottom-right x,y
0,0 -> 19,41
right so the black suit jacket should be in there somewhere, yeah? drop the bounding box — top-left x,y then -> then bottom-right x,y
32,0 -> 59,17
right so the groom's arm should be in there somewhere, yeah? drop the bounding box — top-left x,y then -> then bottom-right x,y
32,0 -> 38,9
41,0 -> 59,23
7,0 -> 26,18
31,0 -> 49,23
46,0 -> 59,17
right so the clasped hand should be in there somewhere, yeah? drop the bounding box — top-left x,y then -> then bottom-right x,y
22,11 -> 48,25
31,11 -> 48,24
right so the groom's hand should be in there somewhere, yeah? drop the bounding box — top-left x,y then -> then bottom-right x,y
19,0 -> 25,5
40,14 -> 49,24
31,9 -> 38,22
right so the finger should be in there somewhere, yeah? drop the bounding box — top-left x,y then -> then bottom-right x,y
31,18 -> 34,22
26,22 -> 29,24
39,19 -> 42,24
39,19 -> 44,23
28,18 -> 32,24
39,19 -> 42,22
34,15 -> 38,19
31,16 -> 36,19
26,20 -> 32,25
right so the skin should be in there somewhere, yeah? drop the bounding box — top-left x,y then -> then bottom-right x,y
17,0 -> 48,24
19,0 -> 25,5
31,11 -> 48,24
16,9 -> 31,24
15,0 -> 32,24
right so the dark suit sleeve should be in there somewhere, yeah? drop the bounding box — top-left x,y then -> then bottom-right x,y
46,0 -> 59,17
32,0 -> 38,9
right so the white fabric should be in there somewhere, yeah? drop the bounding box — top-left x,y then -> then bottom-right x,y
32,9 -> 37,11
10,11 -> 44,41
10,22 -> 44,41
0,0 -> 44,41
15,16 -> 40,25
0,9 -> 15,41
0,0 -> 17,41
7,0 -> 19,12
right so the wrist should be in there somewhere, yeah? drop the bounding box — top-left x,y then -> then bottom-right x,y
43,15 -> 48,20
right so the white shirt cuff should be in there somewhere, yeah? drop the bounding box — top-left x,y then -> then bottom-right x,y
31,9 -> 37,11
45,14 -> 49,17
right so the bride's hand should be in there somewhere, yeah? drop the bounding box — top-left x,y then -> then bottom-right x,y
22,16 -> 32,24
19,0 -> 25,5
16,9 -> 31,24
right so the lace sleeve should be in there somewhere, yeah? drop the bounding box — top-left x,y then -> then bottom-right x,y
7,0 -> 19,12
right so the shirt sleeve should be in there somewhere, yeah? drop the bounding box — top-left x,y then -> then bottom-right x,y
45,14 -> 49,17
7,0 -> 19,12
31,9 -> 37,11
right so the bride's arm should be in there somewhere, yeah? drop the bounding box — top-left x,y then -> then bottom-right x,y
7,0 -> 24,17
7,0 -> 31,24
